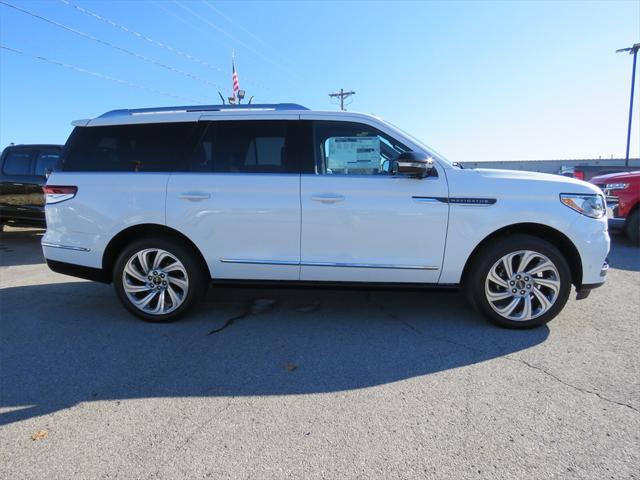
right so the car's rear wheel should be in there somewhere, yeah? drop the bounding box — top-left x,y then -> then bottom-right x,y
625,210 -> 639,246
465,235 -> 572,329
113,238 -> 207,322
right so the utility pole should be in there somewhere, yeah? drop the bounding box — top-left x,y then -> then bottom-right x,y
329,88 -> 355,111
616,43 -> 640,167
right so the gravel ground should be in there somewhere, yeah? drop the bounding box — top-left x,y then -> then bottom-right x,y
0,227 -> 638,480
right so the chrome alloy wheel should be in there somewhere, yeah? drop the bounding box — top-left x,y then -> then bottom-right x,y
122,248 -> 189,315
484,250 -> 561,322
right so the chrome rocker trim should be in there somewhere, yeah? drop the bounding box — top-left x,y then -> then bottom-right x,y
220,258 -> 438,270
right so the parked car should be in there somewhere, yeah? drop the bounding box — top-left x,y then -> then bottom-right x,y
591,171 -> 640,245
558,164 -> 637,181
0,144 -> 63,229
42,104 -> 610,329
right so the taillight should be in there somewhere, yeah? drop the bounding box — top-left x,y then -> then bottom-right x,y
43,185 -> 77,204
574,171 -> 585,181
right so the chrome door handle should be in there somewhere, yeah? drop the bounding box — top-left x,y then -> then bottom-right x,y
311,194 -> 345,204
178,192 -> 210,201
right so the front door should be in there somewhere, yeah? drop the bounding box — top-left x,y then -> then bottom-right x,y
300,120 -> 449,283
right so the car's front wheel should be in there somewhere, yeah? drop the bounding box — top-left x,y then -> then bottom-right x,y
466,235 -> 572,329
113,238 -> 207,322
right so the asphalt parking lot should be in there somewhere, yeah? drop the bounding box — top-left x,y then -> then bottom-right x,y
0,227 -> 638,479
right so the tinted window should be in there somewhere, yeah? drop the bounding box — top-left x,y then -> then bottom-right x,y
191,121 -> 296,173
35,150 -> 61,176
313,121 -> 409,175
2,149 -> 35,175
63,123 -> 197,172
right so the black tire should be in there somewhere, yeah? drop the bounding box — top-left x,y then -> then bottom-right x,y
113,237 -> 208,323
625,210 -> 640,246
465,234 -> 572,329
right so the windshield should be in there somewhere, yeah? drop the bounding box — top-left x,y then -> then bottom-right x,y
385,120 -> 455,167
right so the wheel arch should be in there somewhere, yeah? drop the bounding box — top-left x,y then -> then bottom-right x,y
102,224 -> 210,283
461,222 -> 583,287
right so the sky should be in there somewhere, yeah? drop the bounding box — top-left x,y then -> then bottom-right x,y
0,0 -> 638,162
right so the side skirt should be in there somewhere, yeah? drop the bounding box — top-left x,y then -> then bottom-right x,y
45,260 -> 461,291
209,279 -> 460,291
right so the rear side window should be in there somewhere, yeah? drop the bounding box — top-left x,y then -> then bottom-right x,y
190,120 -> 300,173
2,149 -> 36,175
35,150 -> 61,176
62,123 -> 197,172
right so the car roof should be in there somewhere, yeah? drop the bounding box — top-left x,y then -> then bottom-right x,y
2,144 -> 63,150
99,103 -> 309,118
71,103 -> 384,127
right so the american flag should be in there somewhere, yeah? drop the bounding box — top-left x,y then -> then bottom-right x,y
232,59 -> 240,99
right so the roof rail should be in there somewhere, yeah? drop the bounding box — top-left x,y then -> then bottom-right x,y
98,103 -> 309,118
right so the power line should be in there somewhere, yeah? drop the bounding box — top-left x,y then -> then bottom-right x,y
149,0 -> 270,94
0,44 -> 204,103
172,0 -> 298,85
171,1 -> 250,51
201,0 -> 301,82
0,0 -> 222,89
58,0 -> 223,74
151,0 -> 215,39
202,0 -> 291,67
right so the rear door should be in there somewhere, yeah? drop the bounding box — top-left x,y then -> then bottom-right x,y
299,118 -> 449,283
47,123 -> 196,268
166,117 -> 308,280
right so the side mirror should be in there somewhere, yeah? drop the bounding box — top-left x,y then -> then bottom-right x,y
396,152 -> 435,179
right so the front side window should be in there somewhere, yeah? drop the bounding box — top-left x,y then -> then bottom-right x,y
63,123 -> 197,172
2,149 -> 35,175
191,120 -> 296,173
313,121 -> 410,175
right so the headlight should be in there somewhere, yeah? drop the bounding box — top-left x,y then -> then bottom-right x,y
604,183 -> 629,190
560,194 -> 606,219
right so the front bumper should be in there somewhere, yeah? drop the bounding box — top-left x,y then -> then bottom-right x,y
575,258 -> 609,300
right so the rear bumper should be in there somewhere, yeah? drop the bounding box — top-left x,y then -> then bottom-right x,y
575,281 -> 605,300
46,259 -> 109,283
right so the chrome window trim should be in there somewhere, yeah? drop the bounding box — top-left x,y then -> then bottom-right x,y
300,173 -> 440,181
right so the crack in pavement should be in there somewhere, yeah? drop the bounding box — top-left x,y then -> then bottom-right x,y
207,311 -> 250,335
371,299 -> 640,416
207,298 -> 277,336
501,355 -> 640,414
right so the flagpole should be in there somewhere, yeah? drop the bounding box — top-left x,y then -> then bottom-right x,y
232,49 -> 235,103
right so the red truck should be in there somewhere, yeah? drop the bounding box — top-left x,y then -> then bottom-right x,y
590,171 -> 640,245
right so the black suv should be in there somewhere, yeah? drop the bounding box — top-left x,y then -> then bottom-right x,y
0,144 -> 63,229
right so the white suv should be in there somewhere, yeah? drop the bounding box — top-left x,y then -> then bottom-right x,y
42,103 -> 610,328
